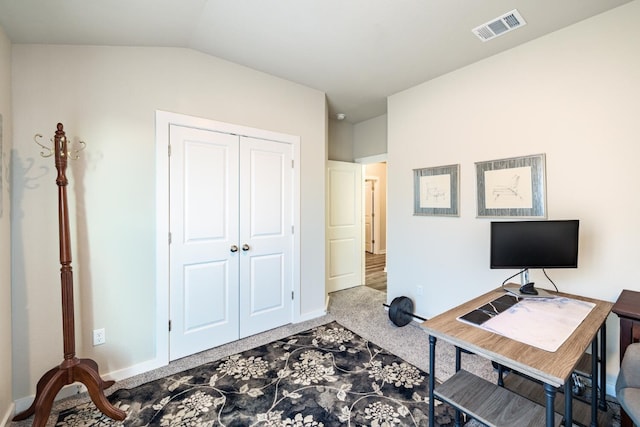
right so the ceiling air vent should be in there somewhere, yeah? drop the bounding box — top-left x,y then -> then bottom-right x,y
472,9 -> 526,42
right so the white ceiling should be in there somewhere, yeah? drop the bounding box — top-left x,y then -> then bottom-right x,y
0,0 -> 632,123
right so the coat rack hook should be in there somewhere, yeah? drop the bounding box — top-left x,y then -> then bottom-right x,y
34,131 -> 86,159
67,140 -> 86,160
34,133 -> 54,158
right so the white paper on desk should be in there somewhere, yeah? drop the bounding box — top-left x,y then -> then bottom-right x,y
480,297 -> 595,352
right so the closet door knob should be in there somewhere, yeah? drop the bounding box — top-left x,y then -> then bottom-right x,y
242,244 -> 250,251
230,245 -> 239,253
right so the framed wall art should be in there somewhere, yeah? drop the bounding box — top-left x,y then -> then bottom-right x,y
413,164 -> 459,216
0,113 -> 3,218
475,153 -> 546,218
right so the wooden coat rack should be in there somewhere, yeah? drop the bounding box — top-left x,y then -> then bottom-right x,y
13,123 -> 126,426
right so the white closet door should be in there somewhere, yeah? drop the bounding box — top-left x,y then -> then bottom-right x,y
239,137 -> 293,337
169,125 -> 240,360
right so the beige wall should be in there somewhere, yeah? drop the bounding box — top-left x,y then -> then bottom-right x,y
0,23 -> 13,425
354,115 -> 387,160
10,45 -> 327,402
329,114 -> 388,163
328,118 -> 353,161
387,1 -> 640,394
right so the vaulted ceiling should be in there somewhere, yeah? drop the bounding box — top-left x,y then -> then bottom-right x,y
0,0 -> 632,123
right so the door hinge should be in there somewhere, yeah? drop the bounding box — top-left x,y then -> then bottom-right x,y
168,320 -> 172,332
169,232 -> 172,244
291,225 -> 294,234
168,144 -> 172,156
291,160 -> 294,168
291,291 -> 294,300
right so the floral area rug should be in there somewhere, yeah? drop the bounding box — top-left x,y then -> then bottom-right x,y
56,322 -> 457,426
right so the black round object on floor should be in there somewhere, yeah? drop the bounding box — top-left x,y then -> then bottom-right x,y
388,296 -> 415,327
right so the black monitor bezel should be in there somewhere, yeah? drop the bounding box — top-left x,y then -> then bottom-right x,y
490,219 -> 579,270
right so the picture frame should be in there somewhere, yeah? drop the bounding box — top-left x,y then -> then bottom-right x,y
0,114 -> 3,218
413,164 -> 459,216
475,153 -> 546,218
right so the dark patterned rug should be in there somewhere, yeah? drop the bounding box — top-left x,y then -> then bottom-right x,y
56,322 -> 457,426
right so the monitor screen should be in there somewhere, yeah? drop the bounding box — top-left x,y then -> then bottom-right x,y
490,220 -> 579,269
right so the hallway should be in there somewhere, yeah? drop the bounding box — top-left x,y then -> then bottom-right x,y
365,252 -> 386,292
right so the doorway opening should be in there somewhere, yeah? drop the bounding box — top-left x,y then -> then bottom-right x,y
362,161 -> 387,293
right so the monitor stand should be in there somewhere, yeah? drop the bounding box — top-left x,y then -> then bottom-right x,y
503,269 -> 556,298
503,282 -> 555,298
519,281 -> 538,295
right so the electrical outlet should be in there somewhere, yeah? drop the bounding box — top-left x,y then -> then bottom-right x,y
416,285 -> 423,296
93,328 -> 106,346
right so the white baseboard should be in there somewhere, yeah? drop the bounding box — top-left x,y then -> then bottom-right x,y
1,402 -> 15,427
296,309 -> 326,323
14,383 -> 82,414
101,356 -> 168,383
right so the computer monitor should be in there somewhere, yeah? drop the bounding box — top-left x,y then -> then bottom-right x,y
490,220 -> 579,295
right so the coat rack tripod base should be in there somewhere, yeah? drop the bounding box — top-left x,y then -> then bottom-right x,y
13,124 -> 126,426
12,358 -> 125,426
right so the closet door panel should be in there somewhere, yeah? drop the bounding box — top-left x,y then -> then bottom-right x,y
183,261 -> 228,327
249,253 -> 285,312
239,137 -> 293,338
169,125 -> 240,360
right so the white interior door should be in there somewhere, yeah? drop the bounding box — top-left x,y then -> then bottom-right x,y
326,161 -> 363,293
169,125 -> 240,360
239,137 -> 293,337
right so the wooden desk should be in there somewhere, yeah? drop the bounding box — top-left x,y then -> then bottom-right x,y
421,288 -> 613,427
612,289 -> 640,427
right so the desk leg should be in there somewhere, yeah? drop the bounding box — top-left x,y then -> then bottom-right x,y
544,383 -> 556,427
591,337 -> 598,426
497,364 -> 505,387
454,347 -> 462,426
599,323 -> 607,411
564,380 -> 573,427
429,335 -> 436,427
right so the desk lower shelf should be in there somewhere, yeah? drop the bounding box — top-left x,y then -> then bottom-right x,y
503,374 -> 612,427
434,370 -> 563,427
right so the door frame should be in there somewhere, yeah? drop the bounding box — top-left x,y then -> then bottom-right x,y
155,110 -> 301,366
355,154 -> 388,286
